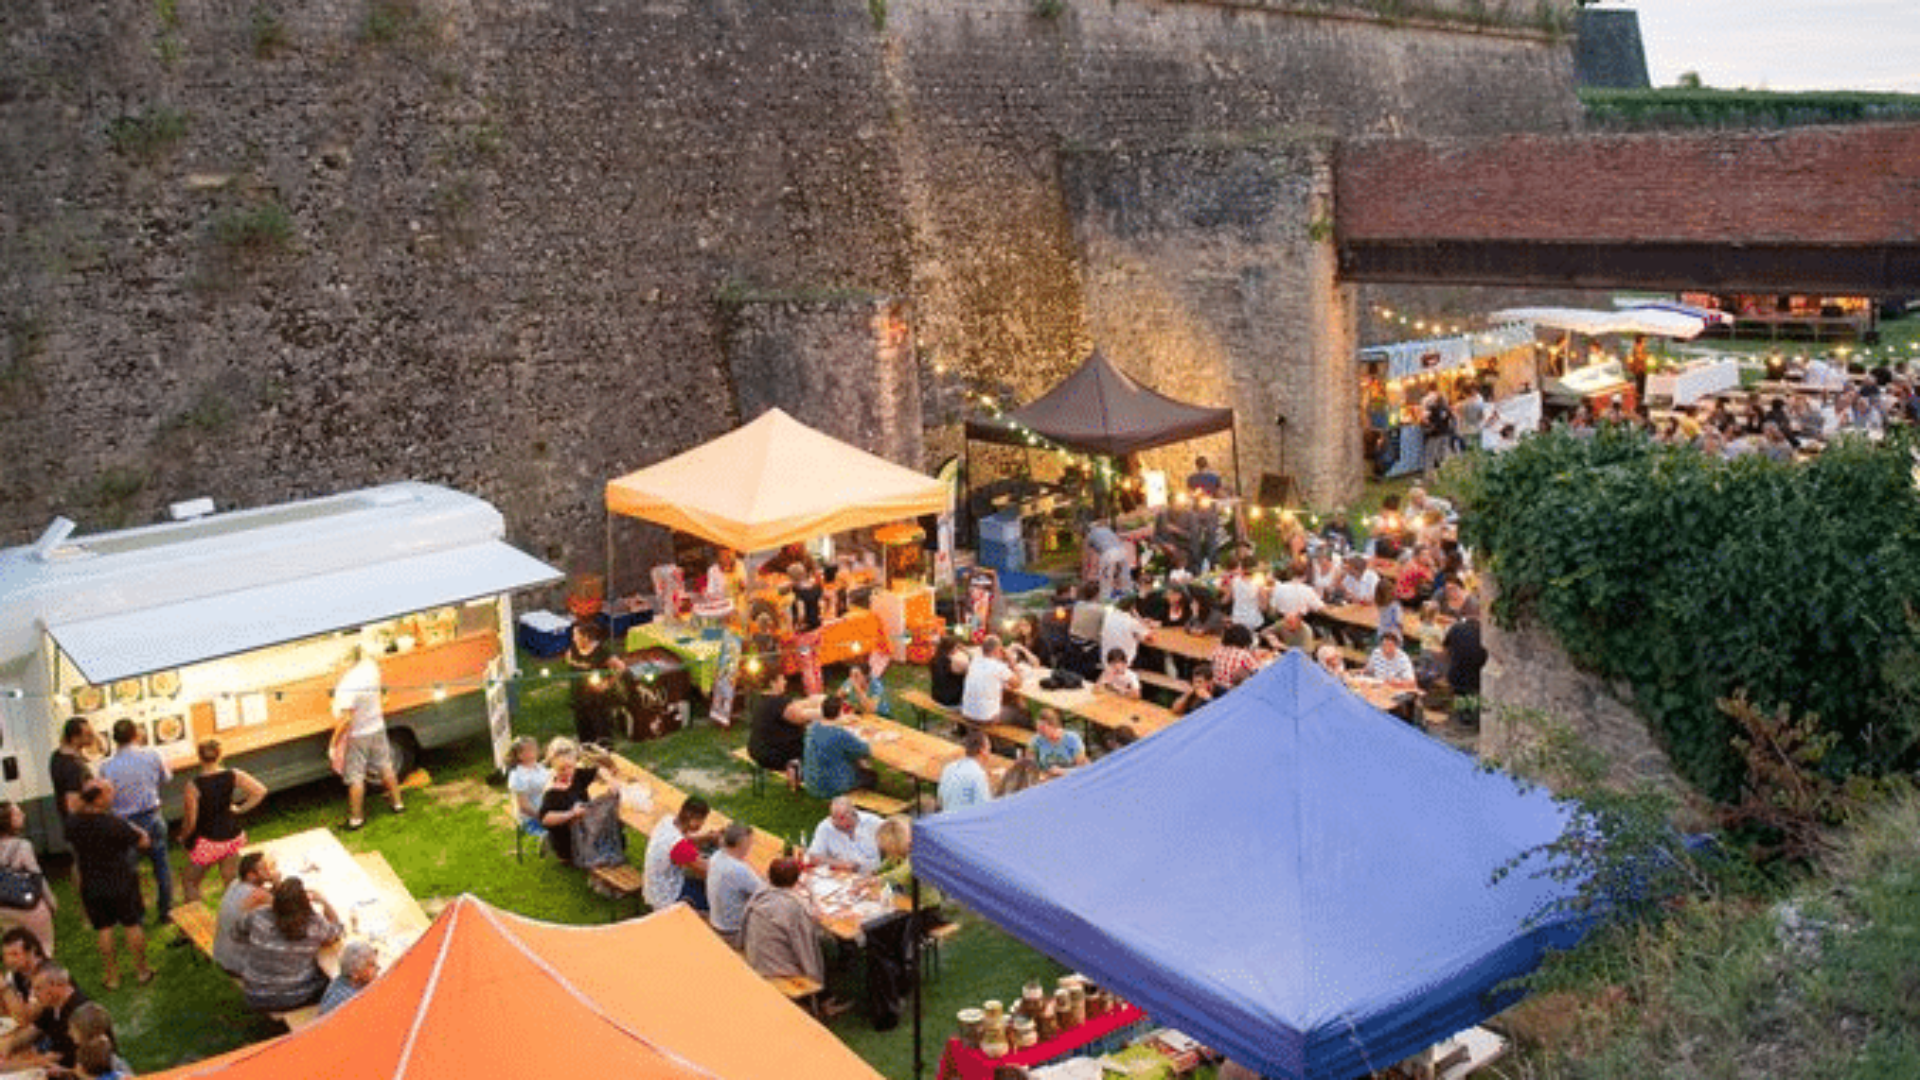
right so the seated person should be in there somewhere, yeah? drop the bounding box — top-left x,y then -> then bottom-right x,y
995,756 -> 1044,798
236,878 -> 341,1013
1,929 -> 51,1030
802,698 -> 877,799
839,653 -> 893,718
1434,575 -> 1480,621
537,739 -> 613,867
1260,609 -> 1314,654
318,940 -> 379,1016
706,823 -> 767,949
808,796 -> 882,873
1170,664 -> 1216,716
1067,582 -> 1106,651
937,733 -> 996,811
214,853 -> 279,976
1094,649 -> 1141,699
643,797 -> 718,914
1335,555 -> 1379,607
960,637 -> 1026,729
747,671 -> 821,788
65,1001 -> 132,1080
742,858 -> 849,1015
1207,624 -> 1261,692
1,963 -> 88,1072
1365,631 -> 1418,689
1267,567 -> 1323,620
1099,596 -> 1155,666
928,636 -> 970,709
1004,617 -> 1045,669
504,736 -> 551,837
1315,644 -> 1347,677
874,816 -> 941,910
1372,579 -> 1404,645
1029,710 -> 1086,775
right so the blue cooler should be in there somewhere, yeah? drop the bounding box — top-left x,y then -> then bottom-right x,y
516,610 -> 573,657
978,510 -> 1025,574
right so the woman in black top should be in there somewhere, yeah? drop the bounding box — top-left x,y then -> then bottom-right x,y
537,742 -> 601,866
65,781 -> 151,989
787,565 -> 824,632
179,739 -> 269,903
928,636 -> 968,708
566,623 -> 624,745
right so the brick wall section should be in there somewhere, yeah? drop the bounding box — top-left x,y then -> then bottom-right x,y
1337,123 -> 1920,244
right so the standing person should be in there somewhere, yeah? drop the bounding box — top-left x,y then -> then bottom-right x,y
177,739 -> 268,903
1421,390 -> 1454,477
1455,383 -> 1487,452
63,782 -> 151,990
705,823 -> 766,949
1185,456 -> 1223,498
565,622 -> 625,746
1083,523 -> 1131,598
47,719 -> 97,828
959,637 -> 1025,729
643,797 -> 717,914
97,720 -> 173,926
235,878 -> 340,1013
329,646 -> 404,832
0,805 -> 57,958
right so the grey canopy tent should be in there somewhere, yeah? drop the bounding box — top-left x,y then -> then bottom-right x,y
962,351 -> 1240,521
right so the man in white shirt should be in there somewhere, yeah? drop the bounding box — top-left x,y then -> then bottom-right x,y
960,637 -> 1025,728
1267,568 -> 1324,619
329,646 -> 404,831
1335,555 -> 1380,607
937,732 -> 995,811
807,797 -> 881,873
1099,597 -> 1154,666
643,797 -> 718,913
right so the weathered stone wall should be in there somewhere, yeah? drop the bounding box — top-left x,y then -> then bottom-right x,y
1479,581 -> 1693,803
1063,137 -> 1358,506
1,0 -> 1582,566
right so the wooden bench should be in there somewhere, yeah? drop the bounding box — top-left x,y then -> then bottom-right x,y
588,863 -> 646,921
898,688 -> 958,731
979,723 -> 1034,753
1135,668 -> 1187,701
766,973 -> 826,1010
270,1004 -> 321,1031
848,789 -> 912,817
170,901 -> 218,958
922,919 -> 961,981
730,745 -> 768,796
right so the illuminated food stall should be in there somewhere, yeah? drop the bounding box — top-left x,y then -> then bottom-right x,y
0,482 -> 560,848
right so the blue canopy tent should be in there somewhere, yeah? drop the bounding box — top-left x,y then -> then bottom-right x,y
915,652 -> 1588,1079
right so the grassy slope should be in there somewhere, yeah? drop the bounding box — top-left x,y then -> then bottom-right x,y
63,659 -> 1063,1079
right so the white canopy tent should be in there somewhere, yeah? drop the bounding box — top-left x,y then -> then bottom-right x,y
1492,306 -> 1713,340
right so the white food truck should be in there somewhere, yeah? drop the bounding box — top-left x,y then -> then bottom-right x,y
0,481 -> 561,849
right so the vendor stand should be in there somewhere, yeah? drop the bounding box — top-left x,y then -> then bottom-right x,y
1359,325 -> 1533,479
604,409 -> 952,711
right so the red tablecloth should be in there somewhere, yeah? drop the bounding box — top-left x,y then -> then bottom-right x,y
937,1004 -> 1146,1080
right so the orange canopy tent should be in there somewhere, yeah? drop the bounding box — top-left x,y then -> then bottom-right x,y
605,407 -> 951,553
146,897 -> 885,1080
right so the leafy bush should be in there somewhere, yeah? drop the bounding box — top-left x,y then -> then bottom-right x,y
1458,427 -> 1920,799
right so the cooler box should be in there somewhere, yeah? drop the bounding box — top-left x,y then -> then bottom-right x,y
516,610 -> 572,658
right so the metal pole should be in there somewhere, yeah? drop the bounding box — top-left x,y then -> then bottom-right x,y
1230,425 -> 1245,501
604,510 -> 616,620
911,875 -> 924,1080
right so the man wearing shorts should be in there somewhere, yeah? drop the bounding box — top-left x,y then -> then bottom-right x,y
64,781 -> 151,989
329,647 -> 404,832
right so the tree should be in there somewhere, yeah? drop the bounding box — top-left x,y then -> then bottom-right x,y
1675,71 -> 1704,89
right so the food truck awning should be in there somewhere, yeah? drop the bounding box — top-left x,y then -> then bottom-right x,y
1491,306 -> 1711,339
47,542 -> 561,684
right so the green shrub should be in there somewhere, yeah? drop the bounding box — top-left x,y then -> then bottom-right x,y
210,201 -> 295,253
1458,427 -> 1920,799
250,6 -> 290,57
107,105 -> 189,160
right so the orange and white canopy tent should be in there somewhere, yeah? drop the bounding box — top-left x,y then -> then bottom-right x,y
605,408 -> 951,553
147,897 -> 884,1080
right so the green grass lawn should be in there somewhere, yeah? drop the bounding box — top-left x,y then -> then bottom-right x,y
51,655 -> 1068,1079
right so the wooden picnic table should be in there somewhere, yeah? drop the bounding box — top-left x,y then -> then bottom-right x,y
599,751 -> 902,940
248,828 -> 432,978
1004,665 -> 1180,739
1317,602 -> 1448,644
1147,626 -> 1219,664
842,713 -> 1012,788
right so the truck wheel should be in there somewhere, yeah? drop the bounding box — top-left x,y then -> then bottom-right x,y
387,729 -> 419,784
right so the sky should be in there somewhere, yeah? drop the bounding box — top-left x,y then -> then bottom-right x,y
1623,0 -> 1920,94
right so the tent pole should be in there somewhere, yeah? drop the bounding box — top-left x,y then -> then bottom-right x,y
604,509 -> 615,618
911,875 -> 924,1080
1230,425 -> 1244,502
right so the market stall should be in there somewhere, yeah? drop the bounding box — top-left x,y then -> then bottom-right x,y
1359,325 -> 1534,478
916,653 -> 1588,1080
604,408 -> 952,702
146,898 -> 883,1080
961,351 -> 1237,564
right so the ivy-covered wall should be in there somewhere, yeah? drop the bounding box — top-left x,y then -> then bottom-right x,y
1458,427 -> 1920,800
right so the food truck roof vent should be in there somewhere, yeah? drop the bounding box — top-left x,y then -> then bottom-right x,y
30,517 -> 79,562
169,497 -> 217,521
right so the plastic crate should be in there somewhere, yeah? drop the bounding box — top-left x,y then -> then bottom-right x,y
978,537 -> 1024,574
978,510 -> 1023,547
515,611 -> 572,657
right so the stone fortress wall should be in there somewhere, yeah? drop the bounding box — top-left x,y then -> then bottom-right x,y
0,0 -> 1580,577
